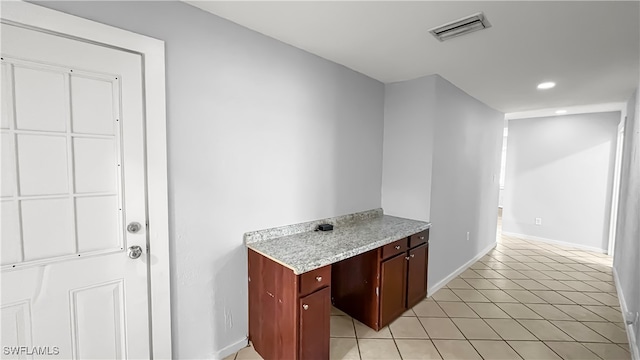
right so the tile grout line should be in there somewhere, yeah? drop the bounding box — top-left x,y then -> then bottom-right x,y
414,306 -> 446,360
351,316 -> 364,360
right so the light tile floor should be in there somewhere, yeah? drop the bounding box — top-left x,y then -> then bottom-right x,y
227,228 -> 630,359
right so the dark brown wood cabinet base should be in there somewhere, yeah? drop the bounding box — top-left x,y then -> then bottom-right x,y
332,229 -> 429,330
248,228 -> 429,359
248,249 -> 331,360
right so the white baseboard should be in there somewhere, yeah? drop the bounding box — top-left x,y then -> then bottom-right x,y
613,267 -> 640,360
501,231 -> 606,254
215,337 -> 248,360
427,241 -> 497,297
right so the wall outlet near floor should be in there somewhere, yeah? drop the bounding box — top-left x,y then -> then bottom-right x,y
535,217 -> 542,225
466,231 -> 470,241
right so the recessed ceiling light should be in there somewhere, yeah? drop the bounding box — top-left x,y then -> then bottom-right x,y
537,82 -> 556,90
555,110 -> 567,114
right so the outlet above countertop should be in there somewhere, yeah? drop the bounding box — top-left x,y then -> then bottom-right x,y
244,209 -> 431,275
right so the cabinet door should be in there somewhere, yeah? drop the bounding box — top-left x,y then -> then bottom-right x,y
406,243 -> 429,308
299,287 -> 330,360
379,252 -> 407,328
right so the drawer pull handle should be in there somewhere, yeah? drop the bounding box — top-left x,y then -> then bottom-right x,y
302,304 -> 309,310
395,245 -> 401,250
410,254 -> 415,258
420,236 -> 425,240
316,276 -> 322,282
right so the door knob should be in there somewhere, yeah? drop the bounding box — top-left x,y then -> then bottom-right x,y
128,245 -> 143,259
302,304 -> 309,310
127,222 -> 142,233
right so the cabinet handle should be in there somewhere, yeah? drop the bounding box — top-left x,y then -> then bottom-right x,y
316,276 -> 322,282
420,236 -> 425,240
410,254 -> 415,258
302,304 -> 309,310
395,245 -> 401,250
406,256 -> 410,261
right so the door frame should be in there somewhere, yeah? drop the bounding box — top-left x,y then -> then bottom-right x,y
608,114 -> 626,256
1,2 -> 172,358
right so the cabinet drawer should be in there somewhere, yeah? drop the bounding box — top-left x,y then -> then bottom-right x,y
409,230 -> 429,248
381,238 -> 408,260
299,265 -> 331,297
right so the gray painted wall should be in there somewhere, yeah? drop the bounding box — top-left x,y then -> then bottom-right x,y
429,76 -> 504,287
614,88 -> 640,351
382,74 -> 503,290
382,76 -> 436,221
32,2 -> 385,358
502,112 -> 620,252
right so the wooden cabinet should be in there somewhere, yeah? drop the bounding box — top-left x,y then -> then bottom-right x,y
248,249 -> 330,360
332,229 -> 429,330
406,243 -> 429,308
379,253 -> 407,327
248,228 -> 429,359
299,287 -> 330,360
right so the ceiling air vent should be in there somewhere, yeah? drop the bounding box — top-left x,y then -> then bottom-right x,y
429,12 -> 491,42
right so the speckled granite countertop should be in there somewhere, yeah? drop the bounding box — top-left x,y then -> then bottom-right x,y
245,209 -> 431,274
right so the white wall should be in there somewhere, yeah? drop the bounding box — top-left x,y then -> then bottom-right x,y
382,76 -> 436,221
32,2 -> 385,358
429,76 -> 504,287
613,88 -> 640,354
382,74 -> 504,290
502,112 -> 620,252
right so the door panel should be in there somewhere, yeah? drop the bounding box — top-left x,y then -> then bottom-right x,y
406,243 -> 429,308
72,137 -> 118,194
379,252 -> 407,328
1,301 -> 32,353
1,23 -> 149,359
21,198 -> 75,260
13,66 -> 67,132
17,134 -> 68,196
70,75 -> 115,135
70,280 -> 126,359
299,287 -> 330,360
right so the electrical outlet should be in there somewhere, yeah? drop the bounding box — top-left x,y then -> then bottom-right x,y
466,232 -> 470,241
535,217 -> 542,226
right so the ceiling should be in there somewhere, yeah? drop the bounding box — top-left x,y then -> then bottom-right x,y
185,1 -> 640,114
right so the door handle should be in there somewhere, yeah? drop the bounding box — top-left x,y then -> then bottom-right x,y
128,245 -> 143,259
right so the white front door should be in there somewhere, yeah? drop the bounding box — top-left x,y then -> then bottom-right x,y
1,22 -> 150,359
